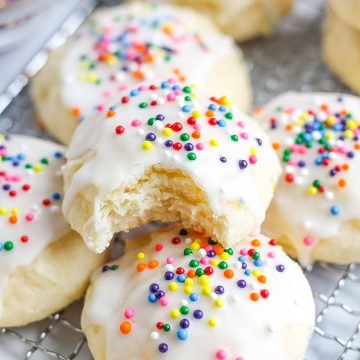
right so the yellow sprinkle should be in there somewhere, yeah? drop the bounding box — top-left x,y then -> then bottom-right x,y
294,119 -> 304,126
250,148 -> 257,156
106,56 -> 117,66
210,259 -> 219,266
252,269 -> 262,277
33,164 -> 42,172
184,286 -> 193,294
87,73 -> 98,83
220,252 -> 230,260
168,281 -> 178,291
326,116 -> 336,125
214,298 -> 224,308
11,208 -> 19,215
0,134 -> 4,142
202,286 -> 212,296
325,132 -> 334,139
192,92 -> 199,99
209,139 -> 218,147
162,128 -> 173,137
184,278 -> 194,287
198,275 -> 210,286
192,110 -> 201,118
307,186 -> 318,195
190,242 -> 200,251
347,120 -> 357,130
170,309 -> 180,318
0,207 -> 7,215
142,141 -> 153,151
344,130 -> 354,139
137,252 -> 145,260
208,318 -> 218,327
300,113 -> 308,120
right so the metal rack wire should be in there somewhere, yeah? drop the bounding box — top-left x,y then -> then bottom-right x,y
0,0 -> 359,359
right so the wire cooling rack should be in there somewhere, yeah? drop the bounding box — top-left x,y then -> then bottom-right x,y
0,0 -> 360,359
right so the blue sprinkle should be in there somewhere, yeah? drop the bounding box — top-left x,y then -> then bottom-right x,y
161,81 -> 169,89
254,260 -> 263,267
109,105 -> 117,110
208,104 -> 216,111
52,192 -> 61,201
238,256 -> 246,262
130,89 -> 139,97
0,243 -> 3,251
244,269 -> 251,276
17,153 -> 25,160
148,294 -> 157,303
177,329 -> 188,341
330,206 -> 340,216
219,105 -> 226,112
54,151 -> 63,159
314,157 -> 323,165
189,293 -> 198,302
182,105 -> 191,113
177,274 -> 186,283
217,120 -> 226,127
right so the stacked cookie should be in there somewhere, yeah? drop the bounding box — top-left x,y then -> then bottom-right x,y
323,0 -> 360,94
3,2 -> 319,360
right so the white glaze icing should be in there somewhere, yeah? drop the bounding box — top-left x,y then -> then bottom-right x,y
257,92 -> 360,264
82,226 -> 314,360
62,79 -> 281,251
0,135 -> 69,314
59,2 -> 234,121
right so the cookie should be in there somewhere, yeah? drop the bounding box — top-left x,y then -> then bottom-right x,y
0,135 -> 107,327
31,2 -> 252,145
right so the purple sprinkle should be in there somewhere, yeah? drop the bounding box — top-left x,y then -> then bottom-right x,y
239,160 -> 248,170
165,140 -> 173,147
146,133 -> 156,141
164,271 -> 175,280
214,286 -> 224,295
237,279 -> 246,288
193,310 -> 203,319
220,156 -> 227,163
276,264 -> 285,272
156,114 -> 165,121
180,319 -> 190,328
149,283 -> 159,293
158,343 -> 168,353
184,143 -> 194,151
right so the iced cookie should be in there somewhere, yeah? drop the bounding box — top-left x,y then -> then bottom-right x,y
0,135 -> 107,327
31,2 -> 252,145
82,226 -> 314,360
257,92 -> 360,265
62,79 -> 281,253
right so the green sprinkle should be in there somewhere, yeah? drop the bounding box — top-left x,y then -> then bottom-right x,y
187,152 -> 196,161
230,135 -> 238,142
139,102 -> 148,109
4,241 -> 13,251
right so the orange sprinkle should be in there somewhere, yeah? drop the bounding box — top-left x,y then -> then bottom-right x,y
144,53 -> 154,63
355,144 -> 360,150
137,263 -> 146,272
338,178 -> 346,188
320,104 -> 328,111
342,163 -> 350,170
71,107 -> 80,117
224,269 -> 234,279
148,260 -> 159,269
252,106 -> 262,115
107,110 -> 116,118
213,245 -> 224,256
173,68 -> 180,75
200,242 -> 208,249
272,142 -> 280,150
179,75 -> 186,82
258,275 -> 267,284
192,131 -> 201,139
250,293 -> 259,302
187,269 -> 196,278
9,215 -> 17,224
251,239 -> 261,247
120,321 -> 132,334
132,70 -> 145,81
285,124 -> 293,131
205,110 -> 214,117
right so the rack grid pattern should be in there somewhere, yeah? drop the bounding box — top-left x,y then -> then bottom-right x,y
0,0 -> 359,359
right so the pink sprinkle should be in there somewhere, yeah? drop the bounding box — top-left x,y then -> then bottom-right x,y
205,245 -> 213,252
240,132 -> 248,140
131,119 -> 142,127
5,175 -> 11,181
216,349 -> 227,360
249,155 -> 257,164
288,159 -> 297,166
155,244 -> 163,252
97,104 -> 105,111
268,252 -> 275,258
0,149 -> 7,156
167,94 -> 176,102
138,85 -> 146,91
237,121 -> 245,128
124,309 -> 134,319
240,249 -> 247,256
299,145 -> 308,154
12,175 -> 21,182
174,89 -> 182,96
193,124 -> 201,131
126,49 -> 137,61
168,77 -> 176,84
25,213 -> 34,222
103,90 -> 112,98
167,257 -> 175,264
196,143 -> 204,150
303,235 -> 315,246
118,83 -> 128,91
235,357 -> 245,360
159,297 -> 169,306
200,257 -> 210,265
